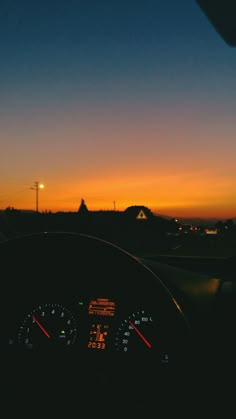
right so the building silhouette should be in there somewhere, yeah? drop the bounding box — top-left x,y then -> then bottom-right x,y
78,198 -> 89,214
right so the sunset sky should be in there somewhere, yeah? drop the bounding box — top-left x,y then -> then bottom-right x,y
1,0 -> 236,219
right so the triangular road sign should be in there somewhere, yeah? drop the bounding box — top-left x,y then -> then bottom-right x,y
136,209 -> 148,220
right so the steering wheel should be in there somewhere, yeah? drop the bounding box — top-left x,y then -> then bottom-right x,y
1,231 -> 193,411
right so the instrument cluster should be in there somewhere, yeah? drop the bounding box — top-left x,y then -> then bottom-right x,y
7,297 -> 170,364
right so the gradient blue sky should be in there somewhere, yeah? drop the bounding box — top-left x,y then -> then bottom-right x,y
1,0 -> 236,218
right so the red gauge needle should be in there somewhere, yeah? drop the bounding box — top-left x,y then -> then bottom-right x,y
129,320 -> 152,349
32,315 -> 51,339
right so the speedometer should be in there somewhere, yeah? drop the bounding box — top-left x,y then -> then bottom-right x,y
115,310 -> 154,352
115,310 -> 169,362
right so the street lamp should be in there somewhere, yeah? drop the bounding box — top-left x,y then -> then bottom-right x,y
30,181 -> 44,212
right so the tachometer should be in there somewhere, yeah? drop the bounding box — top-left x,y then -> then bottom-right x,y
17,303 -> 77,350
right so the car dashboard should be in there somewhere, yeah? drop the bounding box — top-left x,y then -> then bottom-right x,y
2,231 -> 190,364
2,230 -> 236,410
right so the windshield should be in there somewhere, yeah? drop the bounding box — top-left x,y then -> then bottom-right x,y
1,1 -> 236,261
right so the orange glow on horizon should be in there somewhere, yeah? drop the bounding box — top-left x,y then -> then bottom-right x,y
1,100 -> 236,220
1,170 -> 236,220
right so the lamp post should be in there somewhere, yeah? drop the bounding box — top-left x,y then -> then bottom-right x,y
31,181 -> 44,212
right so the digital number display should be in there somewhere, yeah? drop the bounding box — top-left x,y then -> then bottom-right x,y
87,298 -> 115,350
88,323 -> 109,350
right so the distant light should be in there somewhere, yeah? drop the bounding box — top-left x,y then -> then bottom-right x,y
175,219 -> 178,222
39,184 -> 44,189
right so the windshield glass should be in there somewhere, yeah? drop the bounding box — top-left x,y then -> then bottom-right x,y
1,1 -> 236,260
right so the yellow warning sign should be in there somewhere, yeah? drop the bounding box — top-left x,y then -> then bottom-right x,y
136,210 -> 148,220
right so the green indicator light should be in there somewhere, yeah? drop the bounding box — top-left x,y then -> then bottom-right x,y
79,302 -> 84,305
61,330 -> 65,334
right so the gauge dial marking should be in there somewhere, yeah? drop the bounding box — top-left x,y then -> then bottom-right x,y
115,310 -> 155,352
18,303 -> 77,349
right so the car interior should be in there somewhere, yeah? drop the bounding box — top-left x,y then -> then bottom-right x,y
1,229 -> 236,411
2,0 -> 236,415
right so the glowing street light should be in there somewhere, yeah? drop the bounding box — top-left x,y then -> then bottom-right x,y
30,181 -> 45,212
